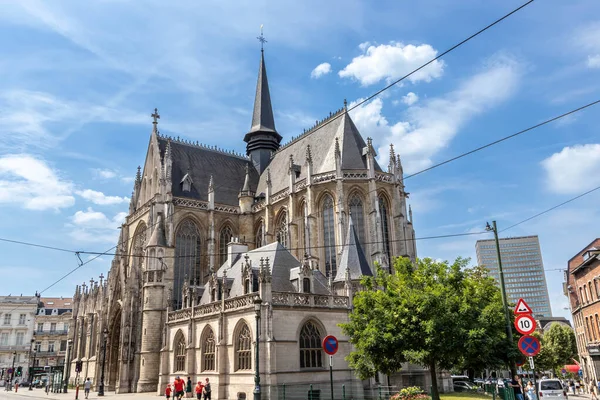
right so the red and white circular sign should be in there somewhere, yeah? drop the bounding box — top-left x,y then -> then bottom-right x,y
514,314 -> 536,335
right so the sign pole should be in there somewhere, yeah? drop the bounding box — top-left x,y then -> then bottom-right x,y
530,358 -> 537,398
330,355 -> 334,400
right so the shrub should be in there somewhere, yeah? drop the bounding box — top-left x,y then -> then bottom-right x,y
391,386 -> 430,400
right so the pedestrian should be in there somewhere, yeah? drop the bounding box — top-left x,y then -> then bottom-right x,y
203,378 -> 211,400
511,375 -> 524,400
84,378 -> 92,399
576,380 -> 581,394
186,376 -> 193,398
166,384 -> 172,400
174,376 -> 185,400
591,380 -> 598,400
195,381 -> 204,400
570,380 -> 576,395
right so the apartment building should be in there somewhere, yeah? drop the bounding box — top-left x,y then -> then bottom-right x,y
33,297 -> 73,369
0,296 -> 38,382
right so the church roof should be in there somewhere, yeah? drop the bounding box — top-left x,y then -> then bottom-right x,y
243,51 -> 281,143
157,136 -> 259,206
256,111 -> 383,195
334,214 -> 373,282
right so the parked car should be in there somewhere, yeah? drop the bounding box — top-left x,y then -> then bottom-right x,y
538,379 -> 568,400
454,381 -> 477,392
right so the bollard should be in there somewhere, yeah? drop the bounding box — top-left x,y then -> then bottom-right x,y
342,384 -> 346,400
283,384 -> 286,400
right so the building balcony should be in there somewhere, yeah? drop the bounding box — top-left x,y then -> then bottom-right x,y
34,330 -> 69,336
0,345 -> 31,351
35,351 -> 57,357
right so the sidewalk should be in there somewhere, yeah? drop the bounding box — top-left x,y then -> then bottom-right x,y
0,388 -> 162,400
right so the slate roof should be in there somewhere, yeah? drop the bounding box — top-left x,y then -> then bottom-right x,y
256,111 -> 383,196
157,136 -> 259,206
334,215 -> 373,282
200,242 -> 331,303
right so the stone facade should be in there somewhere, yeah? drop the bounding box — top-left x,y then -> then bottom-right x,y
68,48 -> 417,396
33,297 -> 72,369
0,296 -> 38,383
565,239 -> 600,382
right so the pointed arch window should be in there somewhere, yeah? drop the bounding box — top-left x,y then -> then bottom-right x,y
130,222 -> 147,279
302,278 -> 311,293
299,321 -> 323,368
219,225 -> 234,267
276,211 -> 288,249
235,323 -> 252,371
174,331 -> 186,372
378,196 -> 391,260
174,220 -> 202,310
255,223 -> 264,249
201,328 -> 216,371
348,194 -> 366,245
322,195 -> 337,278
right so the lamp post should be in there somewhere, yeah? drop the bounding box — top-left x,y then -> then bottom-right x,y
28,338 -> 35,390
10,351 -> 16,391
98,328 -> 108,396
253,296 -> 262,400
63,339 -> 72,393
485,220 -> 516,376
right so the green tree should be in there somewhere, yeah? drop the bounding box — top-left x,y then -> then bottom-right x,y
534,324 -> 578,374
341,257 -> 509,400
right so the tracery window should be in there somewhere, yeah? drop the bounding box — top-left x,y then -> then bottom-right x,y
219,225 -> 234,266
303,278 -> 311,293
201,327 -> 216,371
322,195 -> 337,278
299,321 -> 323,368
348,193 -> 366,245
174,219 -> 202,309
276,211 -> 288,249
174,331 -> 186,372
378,196 -> 391,260
255,223 -> 264,249
235,323 -> 252,371
130,222 -> 147,278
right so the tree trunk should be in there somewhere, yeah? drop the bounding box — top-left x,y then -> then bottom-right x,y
429,362 -> 440,400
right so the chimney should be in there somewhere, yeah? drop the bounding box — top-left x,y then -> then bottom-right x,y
227,237 -> 249,268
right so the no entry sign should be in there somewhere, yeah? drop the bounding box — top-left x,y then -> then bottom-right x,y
515,314 -> 537,335
322,335 -> 339,356
518,335 -> 541,357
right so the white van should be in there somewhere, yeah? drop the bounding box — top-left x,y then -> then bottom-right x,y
538,379 -> 568,400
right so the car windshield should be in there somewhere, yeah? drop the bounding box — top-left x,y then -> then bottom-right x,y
541,381 -> 563,391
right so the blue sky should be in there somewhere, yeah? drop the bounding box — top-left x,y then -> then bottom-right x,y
0,0 -> 599,319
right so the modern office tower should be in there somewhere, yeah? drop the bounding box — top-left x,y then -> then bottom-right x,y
476,235 -> 552,317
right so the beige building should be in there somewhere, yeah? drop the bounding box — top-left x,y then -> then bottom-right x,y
69,46 -> 418,396
0,295 -> 38,383
33,297 -> 72,369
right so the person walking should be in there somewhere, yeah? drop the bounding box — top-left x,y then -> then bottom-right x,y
203,378 -> 211,400
166,384 -> 172,400
186,377 -> 193,398
174,376 -> 185,400
591,380 -> 598,400
570,380 -> 576,395
195,381 -> 204,400
84,378 -> 92,399
526,381 -> 536,400
511,375 -> 524,400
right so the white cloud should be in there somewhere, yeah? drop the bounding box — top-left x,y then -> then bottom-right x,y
92,168 -> 117,179
339,41 -> 445,86
588,55 -> 600,68
311,62 -> 332,79
76,189 -> 129,205
541,144 -> 600,194
0,154 -> 74,210
69,207 -> 126,243
349,55 -> 521,173
402,92 -> 419,106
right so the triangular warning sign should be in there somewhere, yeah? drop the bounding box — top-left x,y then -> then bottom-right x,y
515,298 -> 533,315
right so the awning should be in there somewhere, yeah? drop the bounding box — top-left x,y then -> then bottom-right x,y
564,365 -> 581,373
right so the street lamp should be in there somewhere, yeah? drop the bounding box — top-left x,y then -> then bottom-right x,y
29,338 -> 35,390
63,339 -> 72,393
486,220 -> 516,376
98,328 -> 108,396
253,296 -> 262,400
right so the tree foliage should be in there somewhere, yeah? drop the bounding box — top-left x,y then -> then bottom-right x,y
341,257 -> 510,400
532,324 -> 578,373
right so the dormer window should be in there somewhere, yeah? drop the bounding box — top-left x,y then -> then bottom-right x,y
244,279 -> 251,295
181,172 -> 193,192
38,308 -> 45,315
303,278 -> 311,293
51,309 -> 58,315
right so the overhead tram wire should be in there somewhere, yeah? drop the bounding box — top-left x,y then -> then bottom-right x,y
0,237 -> 76,254
404,99 -> 600,180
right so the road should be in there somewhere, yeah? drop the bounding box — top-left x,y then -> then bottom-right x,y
0,388 -> 162,400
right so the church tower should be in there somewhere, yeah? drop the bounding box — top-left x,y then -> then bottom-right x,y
243,34 -> 282,174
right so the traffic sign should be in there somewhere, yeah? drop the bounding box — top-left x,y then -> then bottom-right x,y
579,370 -> 583,377
516,359 -> 525,367
322,335 -> 339,356
529,357 -> 535,370
518,335 -> 541,357
515,298 -> 533,314
561,369 -> 567,376
515,314 -> 537,335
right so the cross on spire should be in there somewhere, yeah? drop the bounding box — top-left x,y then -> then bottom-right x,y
151,108 -> 160,125
99,273 -> 105,286
257,24 -> 267,51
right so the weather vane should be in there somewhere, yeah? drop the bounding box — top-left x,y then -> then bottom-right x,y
257,24 -> 267,51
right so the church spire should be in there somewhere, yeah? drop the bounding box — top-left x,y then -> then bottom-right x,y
244,26 -> 282,174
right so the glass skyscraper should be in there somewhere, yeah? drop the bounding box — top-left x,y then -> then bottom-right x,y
476,235 -> 552,317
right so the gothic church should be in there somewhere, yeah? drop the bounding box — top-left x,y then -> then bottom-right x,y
69,46 -> 417,398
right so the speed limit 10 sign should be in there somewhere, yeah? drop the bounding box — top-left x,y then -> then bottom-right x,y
515,314 -> 537,335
